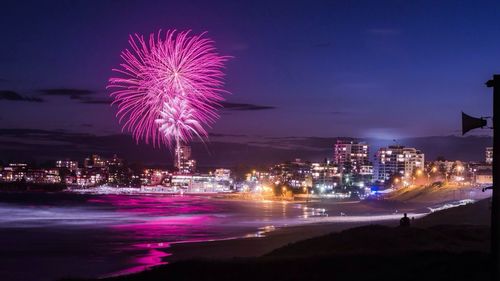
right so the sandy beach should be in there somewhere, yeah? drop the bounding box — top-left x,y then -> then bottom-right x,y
165,220 -> 386,263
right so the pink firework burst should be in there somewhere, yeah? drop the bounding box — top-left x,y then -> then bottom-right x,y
107,29 -> 229,147
155,97 -> 206,146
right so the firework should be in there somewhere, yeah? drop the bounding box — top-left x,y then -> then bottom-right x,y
155,97 -> 206,146
107,29 -> 229,147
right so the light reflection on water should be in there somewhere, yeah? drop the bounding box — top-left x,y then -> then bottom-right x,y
0,193 -> 340,280
1,192 -> 478,281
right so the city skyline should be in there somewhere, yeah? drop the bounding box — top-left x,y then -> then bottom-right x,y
1,140 -> 491,193
0,0 -> 497,142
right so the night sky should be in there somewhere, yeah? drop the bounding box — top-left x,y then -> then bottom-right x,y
1,0 -> 498,142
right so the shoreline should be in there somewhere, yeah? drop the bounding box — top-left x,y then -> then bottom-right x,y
162,219 -> 399,264
102,195 -> 489,279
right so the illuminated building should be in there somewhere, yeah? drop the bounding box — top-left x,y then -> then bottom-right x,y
334,139 -> 373,185
176,145 -> 196,174
311,161 -> 339,179
39,169 -> 60,184
486,147 -> 493,164
334,140 -> 370,172
270,159 -> 312,189
56,160 -> 78,172
1,163 -> 28,182
171,174 -> 231,192
311,161 -> 341,192
107,154 -> 129,185
0,164 -> 61,184
84,154 -> 106,169
141,169 -> 171,186
374,145 -> 425,183
214,168 -> 231,182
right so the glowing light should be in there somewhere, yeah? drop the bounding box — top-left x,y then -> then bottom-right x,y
108,30 -> 230,148
155,97 -> 206,145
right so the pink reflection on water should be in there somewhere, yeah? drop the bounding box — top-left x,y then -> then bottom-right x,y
105,242 -> 172,277
88,194 -> 221,215
96,195 -> 224,275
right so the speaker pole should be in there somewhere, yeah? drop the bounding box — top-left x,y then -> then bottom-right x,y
487,75 -> 500,281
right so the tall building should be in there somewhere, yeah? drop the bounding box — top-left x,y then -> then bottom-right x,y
374,145 -> 425,183
333,139 -> 372,184
176,145 -> 196,174
334,140 -> 369,171
486,147 -> 493,164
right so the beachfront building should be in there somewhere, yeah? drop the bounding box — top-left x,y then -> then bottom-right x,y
333,139 -> 373,186
171,174 -> 232,193
270,158 -> 312,190
311,160 -> 341,193
374,145 -> 425,184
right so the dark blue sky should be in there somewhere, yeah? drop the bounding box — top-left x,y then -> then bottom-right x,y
0,0 -> 498,140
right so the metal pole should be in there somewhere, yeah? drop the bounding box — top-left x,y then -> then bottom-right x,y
486,75 -> 500,280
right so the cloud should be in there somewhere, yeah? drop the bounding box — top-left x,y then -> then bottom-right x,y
0,129 -> 492,166
209,133 -> 248,138
35,89 -> 272,109
221,102 -> 276,111
0,90 -> 43,102
39,88 -> 95,100
330,111 -> 348,115
38,88 -> 113,105
79,98 -> 112,104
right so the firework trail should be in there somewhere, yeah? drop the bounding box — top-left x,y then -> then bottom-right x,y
107,30 -> 229,148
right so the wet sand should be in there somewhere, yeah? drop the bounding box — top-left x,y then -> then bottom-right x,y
164,220 -> 396,263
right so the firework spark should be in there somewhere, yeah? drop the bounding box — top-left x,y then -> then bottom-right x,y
155,97 -> 206,146
107,29 -> 229,147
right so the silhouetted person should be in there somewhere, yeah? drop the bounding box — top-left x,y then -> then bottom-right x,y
400,213 -> 410,227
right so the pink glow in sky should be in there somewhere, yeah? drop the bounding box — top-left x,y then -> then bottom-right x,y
107,30 -> 230,148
